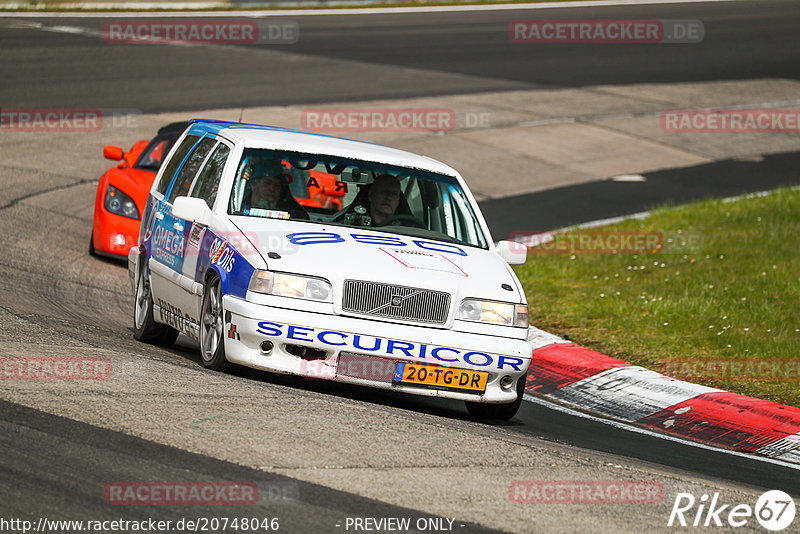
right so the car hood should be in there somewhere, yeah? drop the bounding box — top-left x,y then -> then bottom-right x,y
228,218 -> 526,308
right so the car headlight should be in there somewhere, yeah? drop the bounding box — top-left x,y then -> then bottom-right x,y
104,185 -> 140,219
457,299 -> 528,328
248,270 -> 332,302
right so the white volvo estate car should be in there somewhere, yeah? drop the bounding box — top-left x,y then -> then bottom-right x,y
129,120 -> 532,419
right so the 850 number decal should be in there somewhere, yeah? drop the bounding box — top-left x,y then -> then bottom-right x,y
285,232 -> 467,256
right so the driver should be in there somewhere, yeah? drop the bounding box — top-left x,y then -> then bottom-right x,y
367,174 -> 401,225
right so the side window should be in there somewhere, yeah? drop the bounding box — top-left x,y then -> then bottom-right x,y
190,143 -> 230,209
167,137 -> 216,204
155,134 -> 198,196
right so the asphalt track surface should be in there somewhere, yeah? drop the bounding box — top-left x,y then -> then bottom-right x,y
0,1 -> 797,111
481,150 -> 800,239
2,2 -> 800,532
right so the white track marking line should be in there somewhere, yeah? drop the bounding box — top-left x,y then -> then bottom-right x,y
0,0 -> 746,18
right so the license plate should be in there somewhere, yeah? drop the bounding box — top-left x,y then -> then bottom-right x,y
393,362 -> 488,393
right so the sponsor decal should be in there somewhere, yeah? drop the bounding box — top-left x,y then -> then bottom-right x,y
381,247 -> 468,276
152,218 -> 186,271
255,321 -> 526,371
214,244 -> 235,273
227,324 -> 240,340
187,223 -> 204,250
285,232 -> 468,256
157,299 -> 197,333
244,208 -> 290,219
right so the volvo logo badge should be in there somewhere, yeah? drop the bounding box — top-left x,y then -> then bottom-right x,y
367,290 -> 423,314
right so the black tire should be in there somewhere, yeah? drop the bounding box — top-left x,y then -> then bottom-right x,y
199,274 -> 230,371
133,258 -> 179,347
466,373 -> 527,421
89,233 -> 96,256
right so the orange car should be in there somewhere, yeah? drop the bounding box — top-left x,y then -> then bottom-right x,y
90,121 -> 187,259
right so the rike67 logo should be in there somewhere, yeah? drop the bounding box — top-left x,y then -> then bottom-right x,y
668,490 -> 796,531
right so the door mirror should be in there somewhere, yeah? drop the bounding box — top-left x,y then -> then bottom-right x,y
172,196 -> 213,227
495,240 -> 527,265
103,145 -> 124,161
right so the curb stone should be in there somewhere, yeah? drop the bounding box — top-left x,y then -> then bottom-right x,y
525,326 -> 800,465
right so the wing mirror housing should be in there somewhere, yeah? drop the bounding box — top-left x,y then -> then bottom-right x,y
172,196 -> 213,227
103,145 -> 124,161
495,240 -> 528,265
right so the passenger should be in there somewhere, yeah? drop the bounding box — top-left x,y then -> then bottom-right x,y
249,174 -> 284,210
244,167 -> 308,220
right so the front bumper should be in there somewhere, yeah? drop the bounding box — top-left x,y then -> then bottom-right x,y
223,296 -> 531,403
94,205 -> 141,258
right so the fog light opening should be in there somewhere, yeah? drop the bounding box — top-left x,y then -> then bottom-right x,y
285,343 -> 328,360
260,340 -> 274,354
499,375 -> 514,390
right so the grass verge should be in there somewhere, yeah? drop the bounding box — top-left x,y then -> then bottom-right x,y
514,187 -> 800,407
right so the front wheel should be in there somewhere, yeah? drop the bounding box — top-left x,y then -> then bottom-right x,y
199,274 -> 229,371
465,373 -> 527,420
133,258 -> 179,347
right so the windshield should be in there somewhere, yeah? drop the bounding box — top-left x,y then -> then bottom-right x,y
134,132 -> 181,171
227,148 -> 488,249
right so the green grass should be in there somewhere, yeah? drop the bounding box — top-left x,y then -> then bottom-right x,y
514,187 -> 800,407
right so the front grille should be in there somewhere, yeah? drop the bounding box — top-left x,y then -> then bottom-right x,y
337,352 -> 396,382
341,280 -> 450,324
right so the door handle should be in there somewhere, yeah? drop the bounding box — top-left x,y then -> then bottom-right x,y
154,212 -> 164,220
173,222 -> 184,232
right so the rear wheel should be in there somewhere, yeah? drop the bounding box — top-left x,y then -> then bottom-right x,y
88,233 -> 96,256
199,274 -> 229,371
465,373 -> 527,420
133,258 -> 179,346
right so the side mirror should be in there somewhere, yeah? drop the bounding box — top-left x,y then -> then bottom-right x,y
495,240 -> 527,265
103,145 -> 124,161
172,196 -> 213,227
